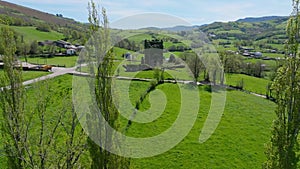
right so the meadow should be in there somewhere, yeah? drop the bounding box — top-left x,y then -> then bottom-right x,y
0,70 -> 276,168
20,56 -> 78,67
81,75 -> 276,168
129,84 -> 276,168
225,73 -> 271,95
0,69 -> 50,82
10,26 -> 64,42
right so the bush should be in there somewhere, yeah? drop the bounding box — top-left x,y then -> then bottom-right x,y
36,24 -> 51,32
236,78 -> 244,90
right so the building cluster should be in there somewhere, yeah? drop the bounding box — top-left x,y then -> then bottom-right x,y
239,46 -> 262,58
38,40 -> 85,55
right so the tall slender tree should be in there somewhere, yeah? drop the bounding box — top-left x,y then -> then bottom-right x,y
264,1 -> 300,168
86,1 -> 129,168
0,26 -> 25,169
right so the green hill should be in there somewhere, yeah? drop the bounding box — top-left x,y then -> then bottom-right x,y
198,17 -> 288,42
9,25 -> 64,42
0,1 -> 88,44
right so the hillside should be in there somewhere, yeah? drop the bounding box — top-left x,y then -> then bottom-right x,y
0,1 -> 88,44
0,1 -> 290,47
0,1 -> 79,26
0,2 -> 293,168
236,16 -> 288,23
198,16 -> 288,41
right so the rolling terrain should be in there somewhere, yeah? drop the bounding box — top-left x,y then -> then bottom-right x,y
0,1 -> 290,168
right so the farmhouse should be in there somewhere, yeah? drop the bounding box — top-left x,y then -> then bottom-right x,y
53,40 -> 71,48
38,40 -> 54,46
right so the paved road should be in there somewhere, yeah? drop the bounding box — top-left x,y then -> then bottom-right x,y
5,62 -> 267,99
22,66 -> 76,86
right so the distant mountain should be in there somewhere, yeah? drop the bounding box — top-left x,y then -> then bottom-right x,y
139,16 -> 289,33
139,25 -> 200,32
236,16 -> 288,23
162,25 -> 200,32
139,27 -> 162,31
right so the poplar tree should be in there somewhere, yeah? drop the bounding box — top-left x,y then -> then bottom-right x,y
86,1 -> 129,168
264,0 -> 300,168
0,26 -> 25,168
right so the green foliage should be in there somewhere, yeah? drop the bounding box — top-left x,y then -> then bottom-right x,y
219,50 -> 243,73
29,40 -> 39,54
180,51 -> 205,82
86,1 -> 130,168
0,14 -> 30,26
200,17 -> 288,42
264,1 -> 300,168
0,26 -> 25,168
0,25 -> 87,168
36,23 -> 51,32
236,78 -> 244,90
153,68 -> 165,83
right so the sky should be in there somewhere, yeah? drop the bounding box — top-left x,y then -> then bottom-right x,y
6,0 -> 293,29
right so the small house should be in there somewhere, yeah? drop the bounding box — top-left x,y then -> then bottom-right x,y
54,40 -> 71,48
254,52 -> 262,58
38,40 -> 54,46
66,49 -> 76,55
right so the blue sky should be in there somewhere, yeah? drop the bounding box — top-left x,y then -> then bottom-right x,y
7,0 -> 292,28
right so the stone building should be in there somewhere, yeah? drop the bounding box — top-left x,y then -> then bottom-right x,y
144,39 -> 164,67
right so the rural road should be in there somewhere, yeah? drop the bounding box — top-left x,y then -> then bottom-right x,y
2,62 -> 268,99
22,66 -> 77,85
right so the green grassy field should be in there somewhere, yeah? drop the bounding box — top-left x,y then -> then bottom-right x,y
0,70 -> 50,82
262,52 -> 284,59
21,56 -> 78,67
8,26 -> 64,42
0,71 -> 277,168
124,83 -> 276,168
225,73 -> 270,95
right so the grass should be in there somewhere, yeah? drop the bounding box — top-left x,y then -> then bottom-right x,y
113,47 -> 134,60
0,70 -> 50,82
225,73 -> 271,94
127,33 -> 153,43
243,58 -> 278,70
125,83 -> 276,168
0,71 -> 277,168
217,29 -> 245,34
164,41 -> 188,49
22,71 -> 51,81
116,62 -> 193,81
262,52 -> 284,59
8,25 -> 64,42
20,56 -> 78,67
